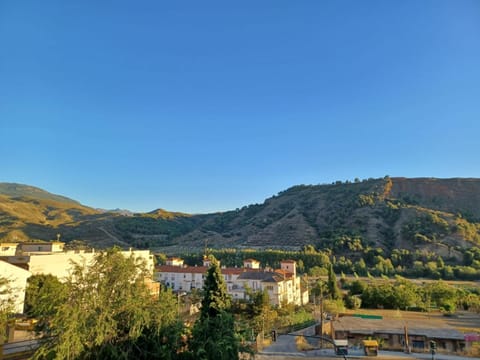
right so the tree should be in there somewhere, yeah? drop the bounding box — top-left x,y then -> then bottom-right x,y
33,248 -> 182,359
424,281 -> 459,313
188,258 -> 239,360
246,289 -> 273,335
392,278 -> 420,310
327,264 -> 341,300
0,276 -> 15,344
24,274 -> 67,331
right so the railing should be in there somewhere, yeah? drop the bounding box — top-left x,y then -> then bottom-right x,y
0,338 -> 40,360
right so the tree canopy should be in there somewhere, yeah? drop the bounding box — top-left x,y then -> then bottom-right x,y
0,276 -> 15,344
33,248 -> 182,360
188,258 -> 239,360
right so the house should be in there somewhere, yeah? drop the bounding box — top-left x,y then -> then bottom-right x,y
0,260 -> 31,313
233,260 -> 304,306
1,244 -> 155,280
330,316 -> 468,354
0,243 -> 19,256
18,241 -> 64,254
156,256 -> 241,292
155,257 -> 309,307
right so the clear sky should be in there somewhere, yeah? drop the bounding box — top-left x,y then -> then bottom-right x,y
1,1 -> 479,214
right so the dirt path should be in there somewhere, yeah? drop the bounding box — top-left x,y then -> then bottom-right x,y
98,226 -> 131,247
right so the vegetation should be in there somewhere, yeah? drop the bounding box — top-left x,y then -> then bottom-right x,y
24,274 -> 67,331
0,276 -> 15,343
327,264 -> 341,300
172,245 -> 480,281
340,276 -> 480,314
33,248 -> 183,359
2,178 -> 480,271
15,245 -> 480,359
187,257 -> 239,360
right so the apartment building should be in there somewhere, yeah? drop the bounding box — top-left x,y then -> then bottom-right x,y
155,257 -> 309,306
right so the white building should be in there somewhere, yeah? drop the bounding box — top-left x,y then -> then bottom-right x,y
155,257 -> 309,307
0,243 -> 19,256
0,260 -> 31,313
18,241 -> 64,254
1,246 -> 155,281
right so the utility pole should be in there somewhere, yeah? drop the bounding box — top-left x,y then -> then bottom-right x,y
320,283 -> 324,349
430,340 -> 436,360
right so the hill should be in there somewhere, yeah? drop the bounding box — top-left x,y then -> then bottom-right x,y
161,177 -> 480,256
0,183 -> 80,205
1,178 -> 480,263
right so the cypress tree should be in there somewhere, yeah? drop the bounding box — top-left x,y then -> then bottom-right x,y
189,258 -> 239,360
327,263 -> 341,300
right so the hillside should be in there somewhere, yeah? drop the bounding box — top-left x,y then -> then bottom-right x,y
1,179 -> 480,263
0,183 -> 200,248
0,183 -> 80,205
162,177 -> 480,257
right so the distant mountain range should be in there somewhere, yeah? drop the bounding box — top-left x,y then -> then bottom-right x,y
1,178 -> 479,260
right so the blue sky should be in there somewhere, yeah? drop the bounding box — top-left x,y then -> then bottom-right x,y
1,1 -> 479,213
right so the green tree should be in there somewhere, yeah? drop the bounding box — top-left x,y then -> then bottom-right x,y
189,258 -> 239,360
327,264 -> 341,300
348,280 -> 367,295
24,274 -> 67,331
424,281 -> 459,313
392,278 -> 420,310
245,290 -> 271,335
0,276 -> 15,344
33,248 -> 182,360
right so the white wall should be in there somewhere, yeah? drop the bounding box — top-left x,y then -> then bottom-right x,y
0,261 -> 31,313
7,250 -> 155,281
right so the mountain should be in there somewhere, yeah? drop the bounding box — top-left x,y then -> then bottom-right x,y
0,183 -> 80,205
1,178 -> 480,262
162,177 -> 480,256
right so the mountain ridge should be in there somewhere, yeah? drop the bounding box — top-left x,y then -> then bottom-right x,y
0,178 -> 479,262
0,183 -> 82,206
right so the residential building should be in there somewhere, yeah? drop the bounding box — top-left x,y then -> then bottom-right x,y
155,257 -> 309,307
1,244 -> 155,280
0,243 -> 19,256
18,241 -> 64,254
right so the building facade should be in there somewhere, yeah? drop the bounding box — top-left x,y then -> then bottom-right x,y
0,260 -> 31,313
1,244 -> 155,280
155,257 -> 309,306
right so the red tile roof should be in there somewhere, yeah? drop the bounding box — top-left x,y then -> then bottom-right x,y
221,268 -> 245,275
156,265 -> 208,274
